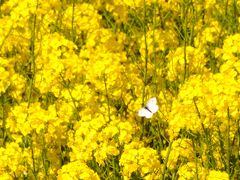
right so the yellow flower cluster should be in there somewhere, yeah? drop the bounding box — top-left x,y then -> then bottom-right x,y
161,138 -> 194,170
167,46 -> 208,81
119,141 -> 161,179
62,3 -> 101,32
0,142 -> 29,178
1,0 -> 239,179
57,161 -> 100,180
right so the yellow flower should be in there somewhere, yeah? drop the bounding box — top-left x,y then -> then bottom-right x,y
178,162 -> 207,180
94,141 -> 119,165
57,161 -> 100,180
0,66 -> 10,93
167,46 -> 208,81
161,138 -> 194,170
0,142 -> 29,178
9,73 -> 26,101
207,170 -> 229,180
194,20 -> 221,47
139,28 -> 178,58
120,141 -> 161,178
62,3 -> 101,32
7,102 -> 58,137
118,121 -> 136,144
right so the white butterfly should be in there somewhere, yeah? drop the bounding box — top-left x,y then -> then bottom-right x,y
138,97 -> 159,118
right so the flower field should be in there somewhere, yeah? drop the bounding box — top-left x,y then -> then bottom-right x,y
0,0 -> 240,179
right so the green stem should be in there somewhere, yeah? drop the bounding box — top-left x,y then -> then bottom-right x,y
60,74 -> 80,121
227,107 -> 231,175
192,138 -> 199,180
140,0 -> 149,140
162,141 -> 173,180
183,0 -> 188,82
27,0 -> 38,108
152,1 -> 157,93
71,0 -> 75,42
103,74 -> 111,122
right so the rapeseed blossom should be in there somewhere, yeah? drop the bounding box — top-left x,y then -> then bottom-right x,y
57,160 -> 100,180
161,138 -> 194,170
62,3 -> 101,32
207,170 -> 229,180
0,142 -> 30,178
178,162 -> 207,180
0,0 -> 239,179
120,141 -> 161,179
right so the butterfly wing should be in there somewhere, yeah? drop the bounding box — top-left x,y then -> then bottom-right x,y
146,97 -> 159,113
138,107 -> 153,118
